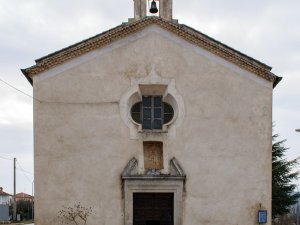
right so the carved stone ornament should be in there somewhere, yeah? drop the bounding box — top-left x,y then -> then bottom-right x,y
169,157 -> 185,176
121,157 -> 138,177
121,157 -> 186,180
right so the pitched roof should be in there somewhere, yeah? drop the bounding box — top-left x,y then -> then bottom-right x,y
15,192 -> 33,199
0,190 -> 12,196
21,17 -> 281,87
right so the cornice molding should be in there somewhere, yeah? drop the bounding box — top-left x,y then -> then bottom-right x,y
21,17 -> 279,86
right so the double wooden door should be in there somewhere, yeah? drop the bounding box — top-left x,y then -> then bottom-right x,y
133,193 -> 174,225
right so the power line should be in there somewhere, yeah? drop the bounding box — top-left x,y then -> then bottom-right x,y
0,78 -> 39,102
0,156 -> 13,161
16,160 -> 33,175
0,77 -> 118,105
16,167 -> 33,176
16,160 -> 33,183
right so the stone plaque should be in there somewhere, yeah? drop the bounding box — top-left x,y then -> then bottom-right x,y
143,142 -> 163,170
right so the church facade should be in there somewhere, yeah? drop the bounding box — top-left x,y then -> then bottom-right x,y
22,1 -> 281,224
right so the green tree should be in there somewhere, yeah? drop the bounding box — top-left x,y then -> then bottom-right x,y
272,133 -> 299,218
16,199 -> 33,220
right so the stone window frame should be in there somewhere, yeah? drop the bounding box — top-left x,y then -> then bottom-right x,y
120,67 -> 185,140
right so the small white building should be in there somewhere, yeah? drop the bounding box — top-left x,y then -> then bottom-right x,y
0,187 -> 12,222
0,187 -> 12,205
22,1 -> 281,225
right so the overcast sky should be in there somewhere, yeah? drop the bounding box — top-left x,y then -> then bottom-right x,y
0,0 -> 299,194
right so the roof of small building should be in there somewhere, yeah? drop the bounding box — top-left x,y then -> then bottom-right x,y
0,189 -> 12,196
15,192 -> 33,199
21,17 -> 281,87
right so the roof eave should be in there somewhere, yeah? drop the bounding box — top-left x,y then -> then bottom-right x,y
21,17 -> 281,88
273,75 -> 283,89
21,69 -> 33,86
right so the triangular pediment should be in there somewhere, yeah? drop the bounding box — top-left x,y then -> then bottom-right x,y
22,17 -> 280,87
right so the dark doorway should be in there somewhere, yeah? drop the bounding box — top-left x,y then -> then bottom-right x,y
133,193 -> 174,225
146,221 -> 160,225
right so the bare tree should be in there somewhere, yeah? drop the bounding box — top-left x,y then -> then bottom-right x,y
58,203 -> 92,225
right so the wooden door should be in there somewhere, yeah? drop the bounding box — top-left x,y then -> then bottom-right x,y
133,193 -> 174,225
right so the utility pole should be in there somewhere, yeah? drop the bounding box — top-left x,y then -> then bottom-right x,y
13,158 -> 17,221
296,130 -> 299,225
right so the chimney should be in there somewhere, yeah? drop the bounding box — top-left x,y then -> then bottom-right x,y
133,0 -> 173,22
0,187 -> 3,192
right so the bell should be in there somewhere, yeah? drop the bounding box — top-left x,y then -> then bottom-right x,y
149,0 -> 158,14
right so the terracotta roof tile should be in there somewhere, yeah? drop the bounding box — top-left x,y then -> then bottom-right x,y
21,17 -> 281,87
15,192 -> 33,198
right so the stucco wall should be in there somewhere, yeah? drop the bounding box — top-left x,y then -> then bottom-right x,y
33,25 -> 273,225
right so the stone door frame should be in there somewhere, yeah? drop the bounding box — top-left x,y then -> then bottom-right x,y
123,179 -> 184,225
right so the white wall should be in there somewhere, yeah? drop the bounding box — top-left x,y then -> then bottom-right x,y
33,25 -> 273,225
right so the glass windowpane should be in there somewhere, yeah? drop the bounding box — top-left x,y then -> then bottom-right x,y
131,102 -> 141,113
143,108 -> 151,118
163,103 -> 174,124
163,114 -> 173,124
140,96 -> 172,130
132,113 -> 141,124
154,108 -> 161,118
143,96 -> 151,107
143,119 -> 151,129
153,119 -> 162,130
154,96 -> 162,107
163,103 -> 173,114
131,102 -> 142,124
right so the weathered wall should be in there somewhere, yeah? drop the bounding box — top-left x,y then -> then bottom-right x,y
0,205 -> 9,221
33,25 -> 273,225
